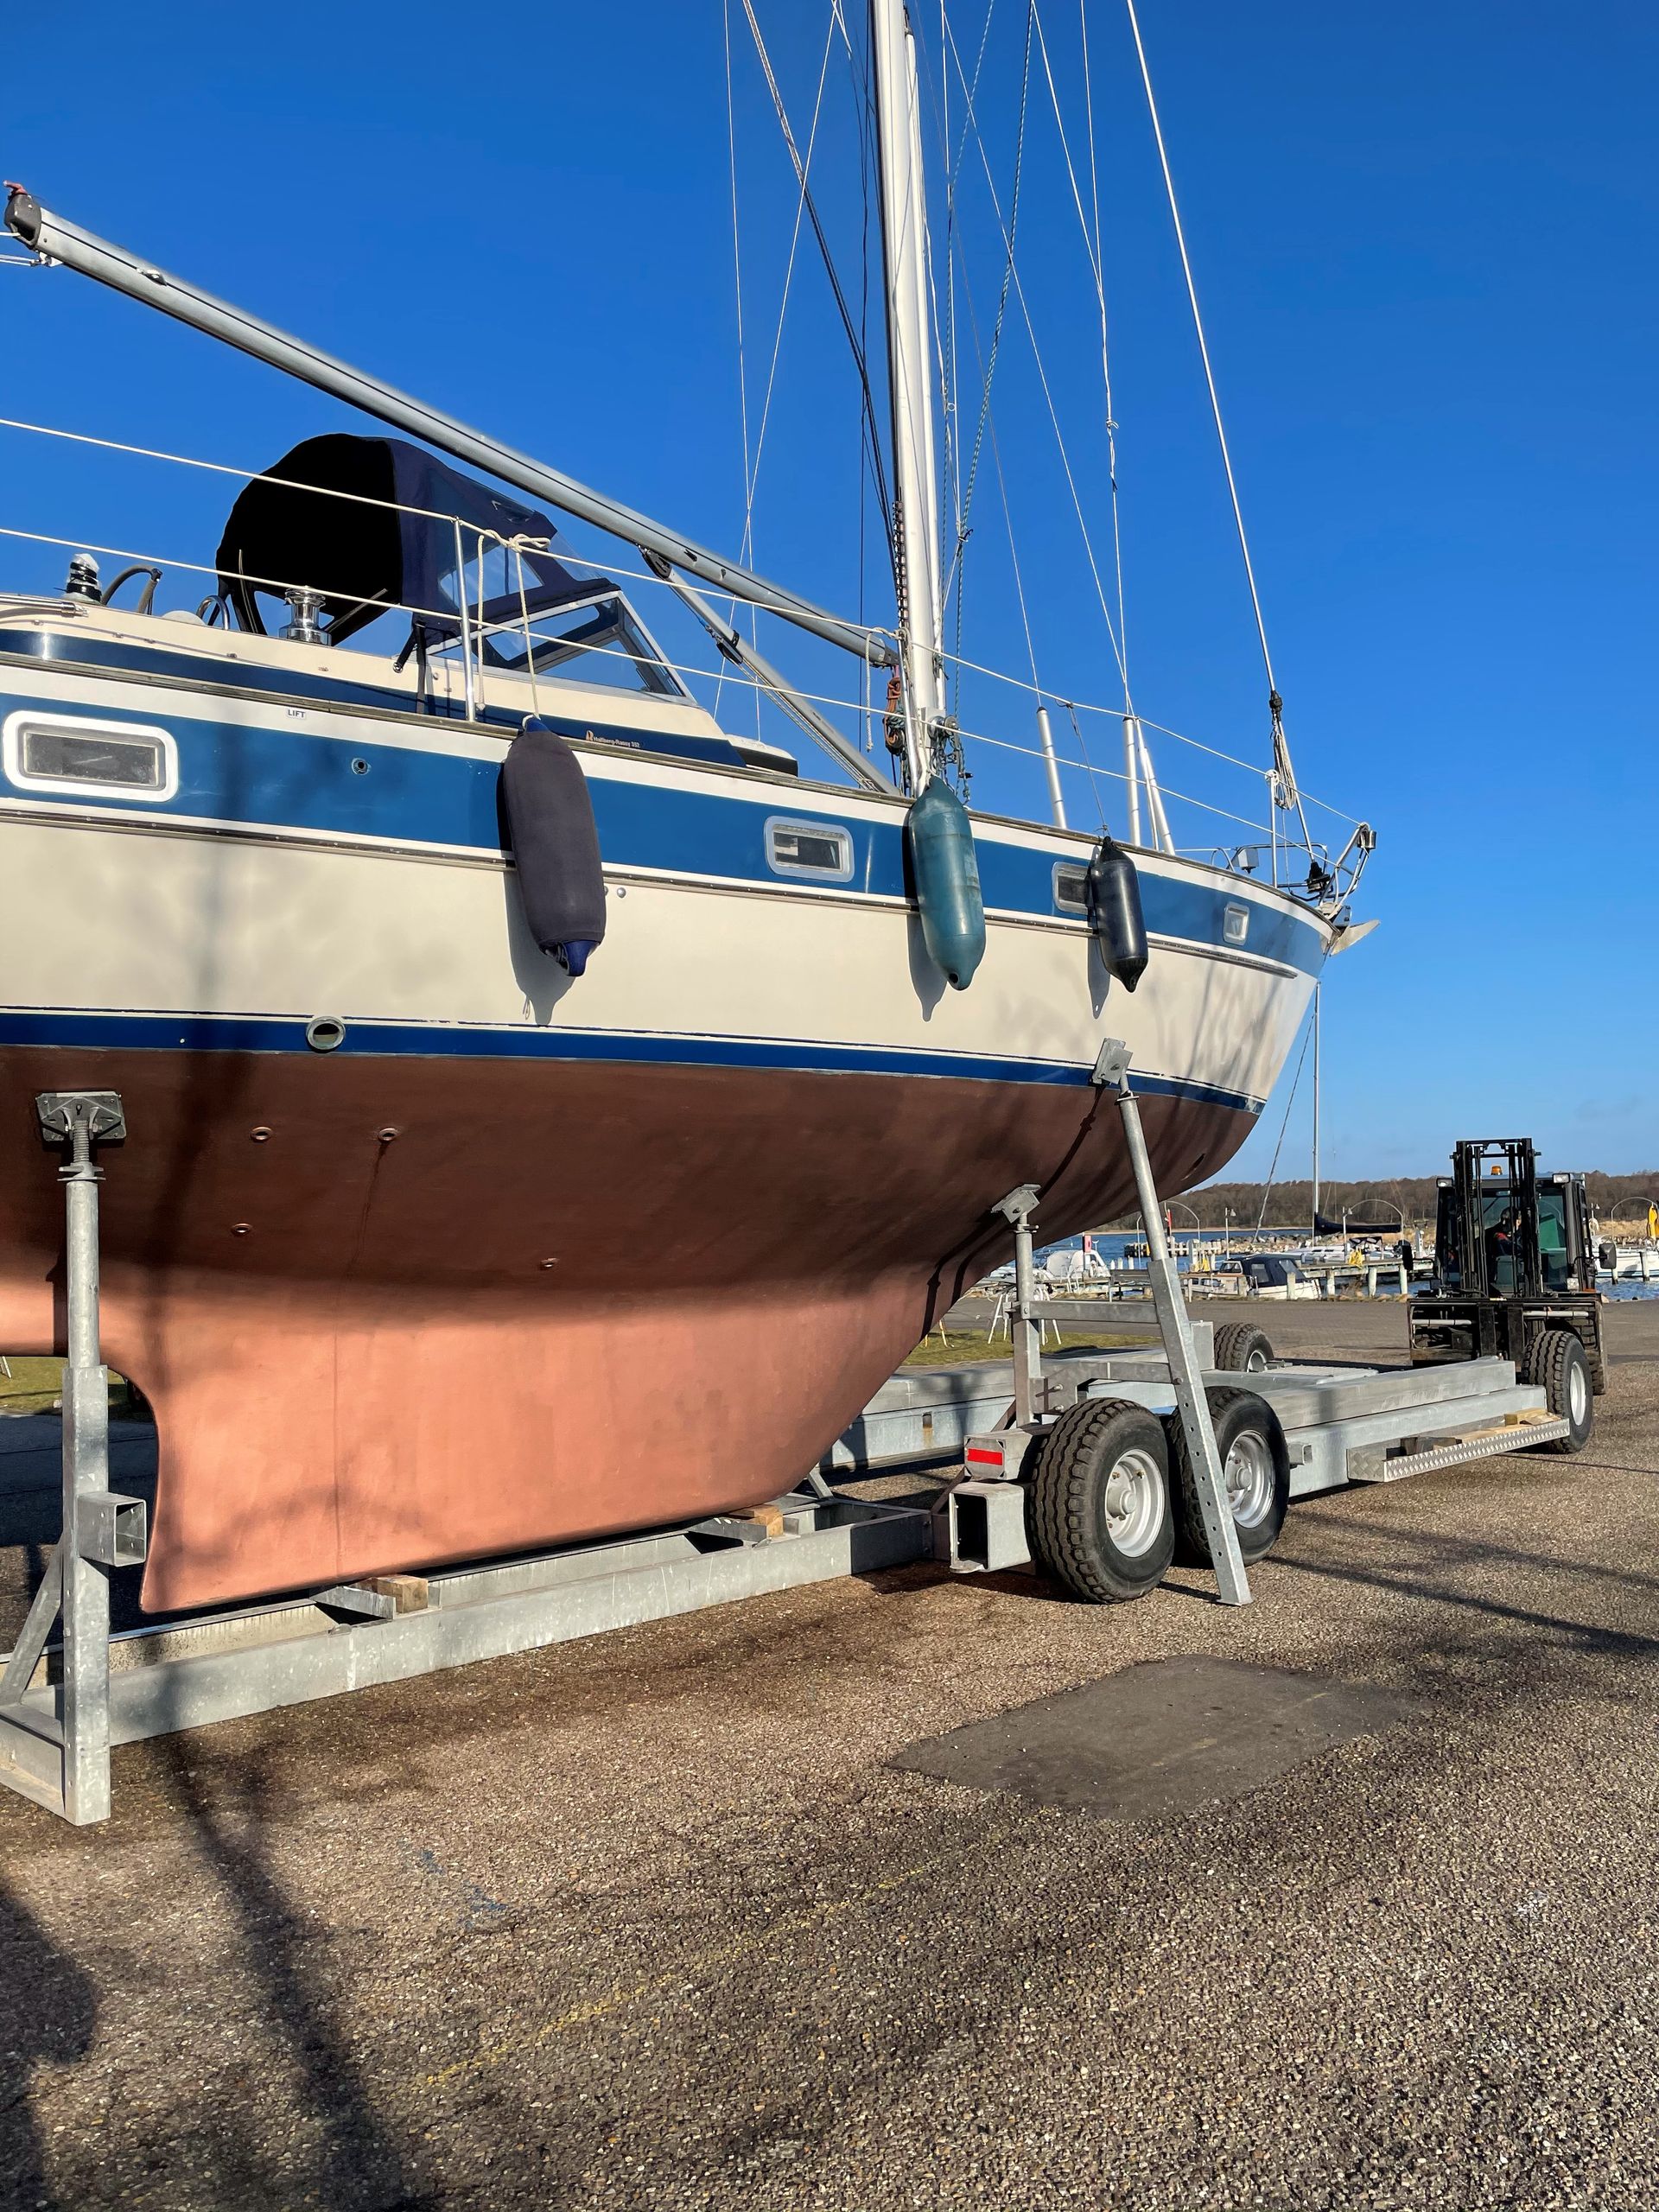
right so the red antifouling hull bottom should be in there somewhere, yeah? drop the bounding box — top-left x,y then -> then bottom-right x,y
0,1046 -> 1249,1611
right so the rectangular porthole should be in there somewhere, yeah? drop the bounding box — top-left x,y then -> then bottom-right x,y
1223,901 -> 1250,946
3,712 -> 178,803
765,816 -> 854,883
1053,862 -> 1089,914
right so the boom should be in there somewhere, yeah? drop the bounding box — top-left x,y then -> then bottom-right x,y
2,187 -> 895,671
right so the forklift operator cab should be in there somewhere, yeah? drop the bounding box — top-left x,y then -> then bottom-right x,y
1411,1138 -> 1605,1452
1441,1186 -> 1573,1297
1434,1170 -> 1586,1300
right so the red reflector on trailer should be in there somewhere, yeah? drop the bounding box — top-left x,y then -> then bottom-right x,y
964,1447 -> 1003,1465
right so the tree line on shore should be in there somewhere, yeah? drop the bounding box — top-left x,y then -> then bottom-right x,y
1101,1170 -> 1659,1234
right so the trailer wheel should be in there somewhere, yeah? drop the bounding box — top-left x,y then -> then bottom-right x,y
1169,1388 -> 1291,1567
1211,1322 -> 1274,1374
1025,1398 -> 1174,1604
1524,1329 -> 1593,1453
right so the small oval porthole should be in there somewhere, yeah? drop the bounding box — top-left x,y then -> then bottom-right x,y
1223,902 -> 1250,946
305,1015 -> 346,1053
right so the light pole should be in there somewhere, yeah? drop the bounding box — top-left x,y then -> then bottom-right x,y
1167,1199 -> 1201,1257
1311,980 -> 1321,1230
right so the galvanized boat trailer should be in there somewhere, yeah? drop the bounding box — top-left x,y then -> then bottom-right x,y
0,1052 -> 1573,1824
937,1042 -> 1570,1582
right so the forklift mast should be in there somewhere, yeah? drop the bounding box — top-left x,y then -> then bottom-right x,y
1446,1139 -> 1541,1300
1434,1140 -> 1595,1300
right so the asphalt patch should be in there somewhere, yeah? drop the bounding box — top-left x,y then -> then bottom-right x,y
892,1654 -> 1419,1820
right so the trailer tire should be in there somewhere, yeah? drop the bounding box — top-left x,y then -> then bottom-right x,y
1168,1388 -> 1291,1567
1025,1398 -> 1174,1604
1211,1322 -> 1274,1374
1524,1329 -> 1593,1453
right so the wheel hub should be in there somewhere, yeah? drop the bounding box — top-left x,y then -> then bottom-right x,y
1568,1361 -> 1587,1425
1223,1429 -> 1275,1529
1101,1446 -> 1165,1557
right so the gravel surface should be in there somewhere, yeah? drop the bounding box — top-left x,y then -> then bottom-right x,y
3,1300 -> 1656,2210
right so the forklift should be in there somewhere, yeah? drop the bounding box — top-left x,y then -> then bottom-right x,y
1408,1139 -> 1604,1452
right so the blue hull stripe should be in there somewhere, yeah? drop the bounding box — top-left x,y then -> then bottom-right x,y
0,1009 -> 1264,1113
0,642 -> 1327,975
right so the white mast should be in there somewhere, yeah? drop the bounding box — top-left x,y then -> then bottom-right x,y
868,0 -> 943,791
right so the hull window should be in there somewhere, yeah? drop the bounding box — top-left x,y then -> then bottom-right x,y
766,817 -> 854,882
1223,901 -> 1250,945
1053,861 -> 1089,914
3,712 -> 178,802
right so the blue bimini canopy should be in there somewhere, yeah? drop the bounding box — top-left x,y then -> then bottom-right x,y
215,433 -> 608,645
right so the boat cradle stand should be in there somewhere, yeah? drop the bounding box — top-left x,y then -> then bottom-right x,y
0,1090 -> 932,1827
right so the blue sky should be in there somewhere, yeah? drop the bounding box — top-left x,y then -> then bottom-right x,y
3,3 -> 1656,1180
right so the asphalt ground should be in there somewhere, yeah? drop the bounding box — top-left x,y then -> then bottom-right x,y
3,1299 -> 1658,2210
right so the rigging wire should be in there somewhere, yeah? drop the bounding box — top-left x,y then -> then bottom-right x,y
1121,0 -> 1314,852
953,1 -> 1033,578
1062,700 -> 1109,829
739,0 -> 893,552
916,5 -> 1046,730
1254,1000 -> 1317,1233
718,0 -> 758,724
939,9 -> 1129,696
738,6 -> 842,569
937,0 -> 999,705
938,0 -> 959,706
984,405 -> 1042,697
928,105 -> 1050,733
849,0 -> 874,738
1077,2 -> 1129,709
1033,0 -> 1133,717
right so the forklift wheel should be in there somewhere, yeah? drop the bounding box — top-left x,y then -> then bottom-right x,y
1524,1330 -> 1593,1454
1168,1388 -> 1291,1567
1025,1398 -> 1175,1604
1211,1322 -> 1274,1374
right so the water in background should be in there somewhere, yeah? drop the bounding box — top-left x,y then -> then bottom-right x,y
1036,1230 -> 1659,1297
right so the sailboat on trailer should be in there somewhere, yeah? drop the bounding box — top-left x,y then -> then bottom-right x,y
0,3 -> 1371,1611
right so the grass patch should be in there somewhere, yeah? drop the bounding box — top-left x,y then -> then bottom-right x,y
902,1328 -> 1148,1369
0,1357 -> 139,1418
